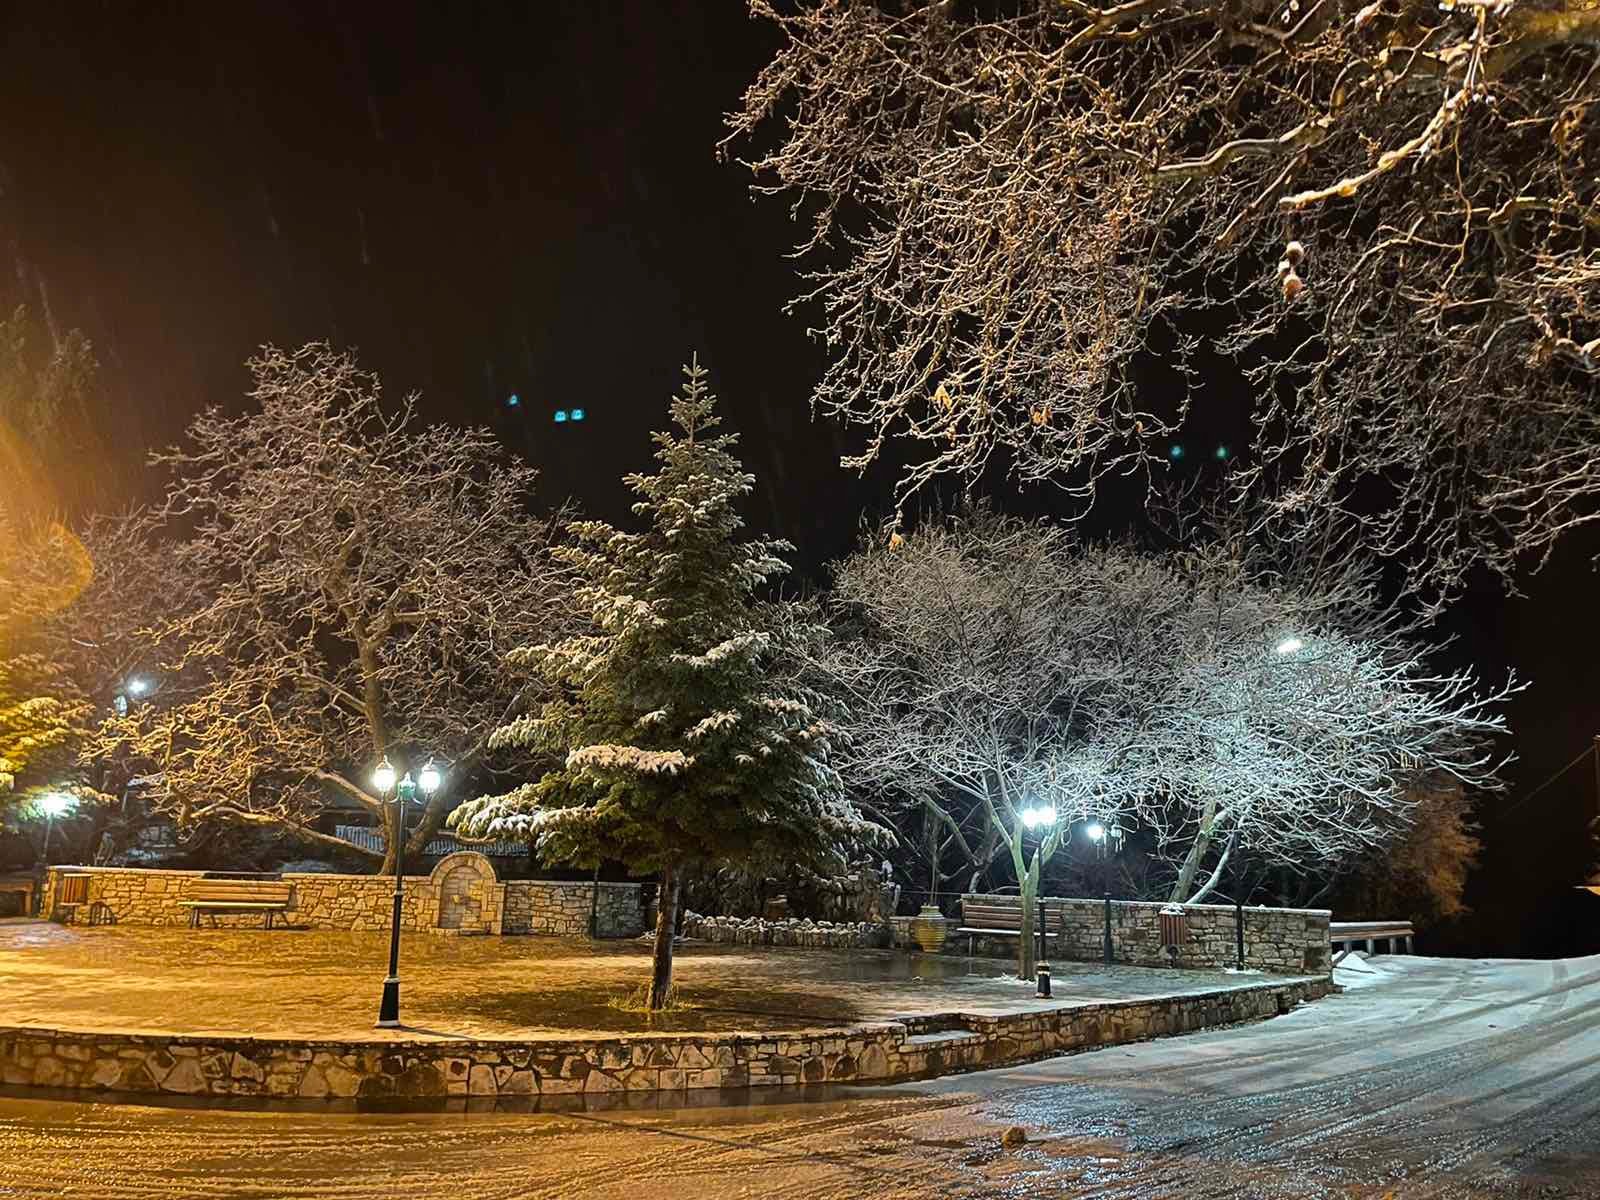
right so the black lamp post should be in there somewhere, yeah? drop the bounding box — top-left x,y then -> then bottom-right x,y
374,755 -> 442,1028
1087,821 -> 1116,964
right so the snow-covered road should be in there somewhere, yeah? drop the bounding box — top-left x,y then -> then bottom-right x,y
2,955 -> 1597,1198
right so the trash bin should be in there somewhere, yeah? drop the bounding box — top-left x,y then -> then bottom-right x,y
1158,905 -> 1187,962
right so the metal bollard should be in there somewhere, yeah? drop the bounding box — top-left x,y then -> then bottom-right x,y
1036,962 -> 1052,998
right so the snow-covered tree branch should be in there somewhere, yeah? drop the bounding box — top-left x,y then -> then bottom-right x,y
808,506 -> 1515,958
451,354 -> 884,1008
727,0 -> 1600,601
105,343 -> 576,870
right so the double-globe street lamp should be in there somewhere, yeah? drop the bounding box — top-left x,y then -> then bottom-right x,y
372,754 -> 443,1028
1019,802 -> 1057,996
1085,820 -> 1124,964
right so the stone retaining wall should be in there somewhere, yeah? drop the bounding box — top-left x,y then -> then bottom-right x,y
894,896 -> 1331,975
41,858 -> 645,939
679,912 -> 890,950
0,975 -> 1331,1102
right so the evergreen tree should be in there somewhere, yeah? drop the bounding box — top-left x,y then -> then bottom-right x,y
452,355 -> 878,1008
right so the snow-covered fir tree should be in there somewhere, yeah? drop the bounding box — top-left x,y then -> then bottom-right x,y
451,354 -> 879,1008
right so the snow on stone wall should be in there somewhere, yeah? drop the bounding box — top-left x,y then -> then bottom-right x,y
678,912 -> 890,950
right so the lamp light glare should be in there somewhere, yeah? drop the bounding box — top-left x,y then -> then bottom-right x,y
1275,636 -> 1305,656
417,758 -> 442,796
1086,821 -> 1106,843
372,756 -> 398,794
127,677 -> 150,696
38,792 -> 72,817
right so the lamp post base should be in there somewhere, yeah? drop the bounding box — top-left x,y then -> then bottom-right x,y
376,976 -> 401,1027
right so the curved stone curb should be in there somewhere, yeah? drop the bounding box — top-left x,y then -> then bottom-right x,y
0,976 -> 1331,1104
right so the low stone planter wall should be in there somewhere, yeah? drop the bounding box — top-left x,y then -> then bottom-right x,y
680,912 -> 890,950
0,975 -> 1331,1102
893,897 -> 1331,976
41,858 -> 646,939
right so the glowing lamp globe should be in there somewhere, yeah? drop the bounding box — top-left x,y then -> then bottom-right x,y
39,792 -> 72,817
417,759 -> 442,796
1086,822 -> 1106,843
372,757 -> 398,794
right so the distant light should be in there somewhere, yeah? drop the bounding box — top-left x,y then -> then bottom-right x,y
1168,444 -> 1185,461
553,410 -> 568,423
1086,822 -> 1106,843
569,408 -> 585,422
1275,636 -> 1305,656
1214,444 -> 1230,461
506,393 -> 520,408
39,792 -> 72,817
1022,808 -> 1039,830
127,677 -> 150,696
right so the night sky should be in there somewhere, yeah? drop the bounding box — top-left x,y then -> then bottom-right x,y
4,0 -> 1596,955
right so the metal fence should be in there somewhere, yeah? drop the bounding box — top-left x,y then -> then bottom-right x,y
332,826 -> 527,858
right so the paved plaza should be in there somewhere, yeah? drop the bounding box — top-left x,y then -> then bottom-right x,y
0,921 -> 1299,1041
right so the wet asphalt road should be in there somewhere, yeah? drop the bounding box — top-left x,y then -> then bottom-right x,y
2,955 -> 1598,1199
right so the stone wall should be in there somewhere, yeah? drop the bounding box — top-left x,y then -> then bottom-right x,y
502,881 -> 645,938
0,974 -> 1331,1101
42,859 -> 645,939
896,896 -> 1330,976
680,912 -> 890,950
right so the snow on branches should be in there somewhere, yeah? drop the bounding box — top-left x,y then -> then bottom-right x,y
450,355 -> 883,879
727,0 -> 1600,600
110,343 -> 575,867
809,505 -> 1513,909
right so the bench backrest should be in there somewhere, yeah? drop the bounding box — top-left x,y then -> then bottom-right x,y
185,880 -> 295,904
959,896 -> 1067,931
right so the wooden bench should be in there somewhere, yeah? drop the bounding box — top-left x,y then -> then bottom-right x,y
957,895 -> 1063,955
177,878 -> 295,929
0,875 -> 35,917
1329,920 -> 1414,964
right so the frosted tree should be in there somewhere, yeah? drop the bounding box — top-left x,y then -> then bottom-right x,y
728,1 -> 1600,602
0,506 -> 92,800
451,356 -> 880,1009
106,343 -> 575,869
812,507 -> 1513,974
816,508 -> 1169,978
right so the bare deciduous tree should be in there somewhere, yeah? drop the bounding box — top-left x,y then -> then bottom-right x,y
727,0 -> 1600,599
810,506 -> 1513,974
109,343 -> 574,870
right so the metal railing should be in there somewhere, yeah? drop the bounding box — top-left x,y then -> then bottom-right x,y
332,825 -> 527,858
1329,920 -> 1415,961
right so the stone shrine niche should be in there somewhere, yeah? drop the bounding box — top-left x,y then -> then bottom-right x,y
427,851 -> 503,935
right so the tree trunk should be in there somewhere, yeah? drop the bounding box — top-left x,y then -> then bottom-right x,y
1017,867 -> 1038,980
1169,795 -> 1221,903
648,862 -> 682,1011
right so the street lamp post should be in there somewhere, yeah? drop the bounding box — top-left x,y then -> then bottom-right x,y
374,755 -> 442,1028
38,793 -> 72,865
1086,821 -> 1114,964
1020,803 -> 1057,997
